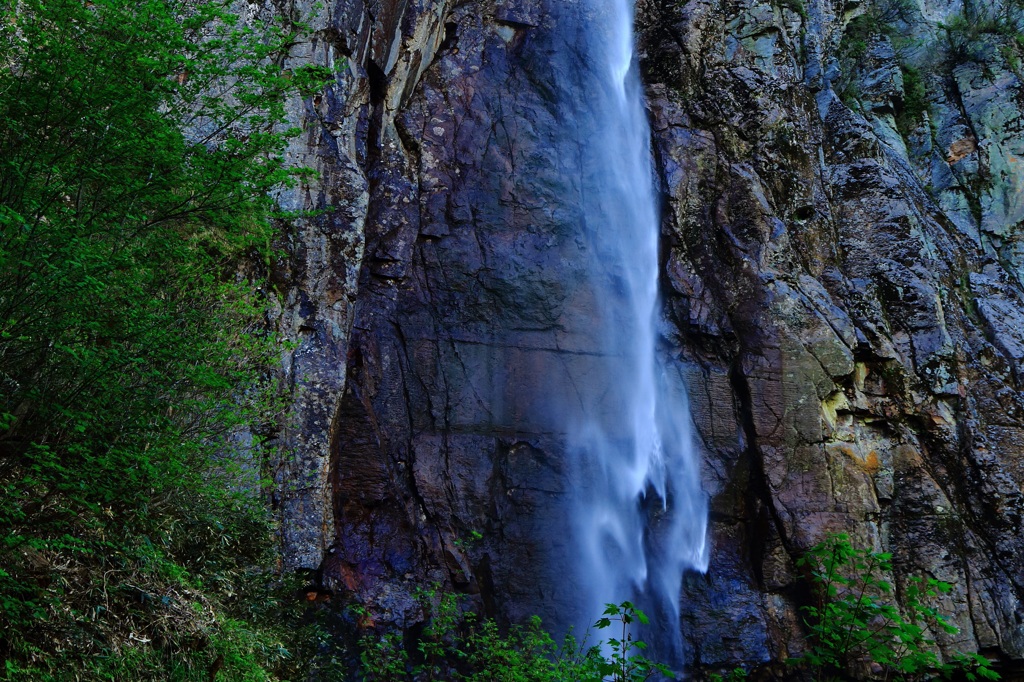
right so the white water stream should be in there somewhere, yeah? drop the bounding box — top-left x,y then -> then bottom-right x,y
568,0 -> 709,661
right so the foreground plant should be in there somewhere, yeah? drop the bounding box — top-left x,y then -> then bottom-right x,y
359,592 -> 670,682
791,534 -> 998,681
0,0 -> 333,678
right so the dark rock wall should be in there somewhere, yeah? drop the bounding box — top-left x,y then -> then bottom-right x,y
265,0 -> 1024,673
637,0 -> 1024,669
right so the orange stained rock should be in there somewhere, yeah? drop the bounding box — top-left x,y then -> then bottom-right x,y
861,450 -> 881,475
829,442 -> 881,474
946,137 -> 977,164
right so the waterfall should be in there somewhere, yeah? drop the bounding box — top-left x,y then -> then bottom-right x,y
567,0 -> 709,664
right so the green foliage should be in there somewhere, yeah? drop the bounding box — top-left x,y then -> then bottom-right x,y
840,0 -> 918,50
835,0 -> 920,108
939,7 -> 1024,64
290,63 -> 343,96
0,0 -> 332,678
896,64 -> 928,136
790,534 -> 999,682
843,15 -> 876,62
358,594 -> 668,682
933,0 -> 1024,66
592,602 -> 673,682
453,530 -> 485,552
776,0 -> 808,21
836,14 -> 877,107
708,668 -> 748,682
999,41 -> 1024,74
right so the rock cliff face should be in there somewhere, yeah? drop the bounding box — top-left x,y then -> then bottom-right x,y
266,0 -> 1024,674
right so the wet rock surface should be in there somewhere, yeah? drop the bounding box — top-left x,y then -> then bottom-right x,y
265,0 -> 1024,675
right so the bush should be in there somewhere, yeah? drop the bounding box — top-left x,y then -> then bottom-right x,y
0,0 -> 332,678
834,0 -> 920,108
790,534 -> 999,682
896,64 -> 928,136
358,593 -> 671,682
939,0 -> 1024,63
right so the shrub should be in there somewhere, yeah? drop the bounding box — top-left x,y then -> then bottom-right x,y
896,64 -> 928,136
834,0 -> 920,107
0,0 -> 332,677
939,0 -> 1024,64
790,534 -> 999,682
358,592 -> 670,682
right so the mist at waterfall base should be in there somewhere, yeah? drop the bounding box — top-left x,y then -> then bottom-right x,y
561,0 -> 709,667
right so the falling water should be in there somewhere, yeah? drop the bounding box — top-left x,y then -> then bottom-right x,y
567,0 -> 709,664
